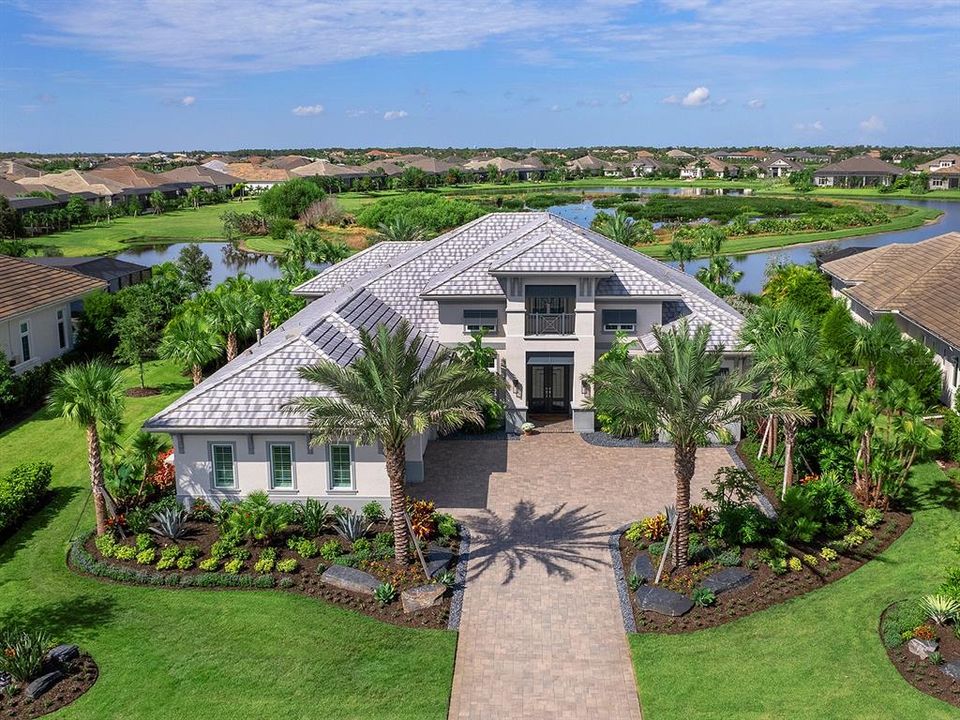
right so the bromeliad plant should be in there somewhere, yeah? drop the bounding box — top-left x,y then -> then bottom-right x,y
287,320 -> 501,566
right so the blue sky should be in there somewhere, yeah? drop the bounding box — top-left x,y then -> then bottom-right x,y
1,0 -> 958,152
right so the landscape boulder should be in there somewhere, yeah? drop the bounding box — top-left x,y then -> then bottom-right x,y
401,584 -> 447,614
907,637 -> 938,661
698,567 -> 753,596
940,661 -> 960,681
45,644 -> 80,665
425,544 -> 454,578
630,554 -> 657,583
634,585 -> 693,617
26,671 -> 63,700
320,565 -> 381,596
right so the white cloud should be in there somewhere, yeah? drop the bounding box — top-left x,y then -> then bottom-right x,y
383,110 -> 408,121
291,103 -> 324,116
859,114 -> 886,133
794,120 -> 825,132
618,91 -> 632,105
180,95 -> 195,106
746,98 -> 765,109
663,86 -> 711,107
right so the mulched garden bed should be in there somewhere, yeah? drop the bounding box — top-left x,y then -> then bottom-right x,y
622,510 -> 911,634
72,520 -> 459,630
124,387 -> 162,397
880,602 -> 960,707
0,654 -> 98,719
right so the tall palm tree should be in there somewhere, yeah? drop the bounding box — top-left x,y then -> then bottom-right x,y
186,185 -> 205,210
741,305 -> 819,497
288,321 -> 501,566
593,210 -> 641,246
203,282 -> 259,361
589,320 -> 799,567
231,181 -> 248,203
695,255 -> 743,296
159,311 -> 223,385
850,315 -> 905,390
375,216 -> 426,243
48,360 -> 126,535
667,237 -> 695,272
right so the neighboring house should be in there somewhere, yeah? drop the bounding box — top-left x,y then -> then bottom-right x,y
357,160 -> 404,178
624,157 -> 662,176
264,155 -> 314,171
24,256 -> 151,294
923,154 -> 959,172
291,160 -> 368,186
812,156 -> 904,187
566,155 -> 611,175
158,165 -> 241,193
785,150 -> 831,164
820,232 -> 960,407
924,154 -> 960,190
0,255 -> 106,372
16,169 -> 126,204
221,163 -> 291,190
757,154 -> 803,178
709,150 -> 757,161
462,157 -> 544,180
144,212 -> 745,509
0,159 -> 42,181
666,149 -> 695,160
679,156 -> 739,179
401,157 -> 460,176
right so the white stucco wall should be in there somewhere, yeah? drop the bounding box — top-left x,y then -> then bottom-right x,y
169,431 -> 428,511
0,301 -> 75,373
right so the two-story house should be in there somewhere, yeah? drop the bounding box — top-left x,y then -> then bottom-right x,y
144,213 -> 745,510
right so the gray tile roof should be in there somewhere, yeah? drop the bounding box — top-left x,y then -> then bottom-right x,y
147,212 -> 743,430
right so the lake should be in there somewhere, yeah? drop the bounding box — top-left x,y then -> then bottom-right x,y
547,187 -> 960,294
117,187 -> 958,295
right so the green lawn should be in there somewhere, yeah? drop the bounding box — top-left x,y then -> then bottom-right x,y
38,203 -> 242,256
0,360 -> 456,720
641,205 -> 944,259
630,462 -> 960,719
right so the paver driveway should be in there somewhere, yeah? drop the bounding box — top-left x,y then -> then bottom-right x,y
419,432 -> 735,720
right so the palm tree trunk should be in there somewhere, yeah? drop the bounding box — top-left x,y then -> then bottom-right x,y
226,332 -> 238,361
263,311 -> 272,336
192,364 -> 203,386
86,423 -> 108,536
782,418 -> 797,499
673,441 -> 696,568
385,445 -> 409,566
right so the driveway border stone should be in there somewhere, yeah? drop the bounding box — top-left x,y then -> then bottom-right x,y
609,523 -> 637,633
447,525 -> 471,630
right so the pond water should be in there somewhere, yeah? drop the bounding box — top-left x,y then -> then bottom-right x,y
548,187 -> 960,294
116,242 -> 286,285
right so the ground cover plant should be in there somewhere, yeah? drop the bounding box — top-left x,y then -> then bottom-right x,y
0,360 -> 456,720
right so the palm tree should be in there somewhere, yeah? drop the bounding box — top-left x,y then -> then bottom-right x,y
375,216 -> 426,243
288,321 -> 501,566
186,185 -> 205,210
593,210 -> 641,246
203,283 -> 259,361
231,181 -> 248,203
589,320 -> 800,566
667,237 -> 695,272
850,316 -> 905,390
159,311 -> 223,385
283,231 -> 350,267
130,430 -> 167,499
741,305 -> 819,497
695,255 -> 744,296
48,360 -> 126,535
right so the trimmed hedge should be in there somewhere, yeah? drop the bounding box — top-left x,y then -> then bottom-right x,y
69,533 -> 278,589
943,409 -> 960,463
0,461 -> 53,536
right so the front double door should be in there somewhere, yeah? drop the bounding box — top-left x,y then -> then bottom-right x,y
528,364 -> 570,414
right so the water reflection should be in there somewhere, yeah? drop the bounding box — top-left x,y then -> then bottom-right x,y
116,241 -> 285,286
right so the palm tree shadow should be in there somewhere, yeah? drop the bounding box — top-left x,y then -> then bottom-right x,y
0,595 -> 119,643
466,500 -> 610,585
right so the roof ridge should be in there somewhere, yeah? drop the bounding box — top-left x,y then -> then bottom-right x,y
489,232 -> 613,273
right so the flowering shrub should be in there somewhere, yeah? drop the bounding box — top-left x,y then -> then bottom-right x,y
642,513 -> 670,541
913,624 -> 936,641
146,449 -> 176,491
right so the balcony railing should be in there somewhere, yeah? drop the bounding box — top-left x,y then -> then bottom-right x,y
525,313 -> 575,336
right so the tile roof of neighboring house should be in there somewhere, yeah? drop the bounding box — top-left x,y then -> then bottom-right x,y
821,232 -> 960,348
402,157 -> 458,174
566,155 -> 607,171
0,254 -> 106,321
392,154 -> 431,164
761,154 -> 803,171
17,170 -> 125,198
462,157 -> 531,172
813,155 -> 905,176
0,177 -> 29,199
201,160 -> 230,173
291,160 -> 367,178
264,155 -> 313,170
931,165 -> 960,176
158,165 -> 241,186
0,160 -> 42,180
24,256 -> 150,283
520,155 -> 546,170
357,160 -> 403,176
148,213 -> 743,430
926,154 -> 960,168
221,163 -> 291,183
666,149 -> 695,159
86,166 -> 164,189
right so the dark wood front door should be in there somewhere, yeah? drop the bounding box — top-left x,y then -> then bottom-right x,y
528,364 -> 570,413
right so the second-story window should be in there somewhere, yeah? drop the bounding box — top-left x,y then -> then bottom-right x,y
602,309 -> 637,333
463,309 -> 498,333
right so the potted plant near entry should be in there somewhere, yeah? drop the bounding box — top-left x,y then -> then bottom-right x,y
520,422 -> 536,436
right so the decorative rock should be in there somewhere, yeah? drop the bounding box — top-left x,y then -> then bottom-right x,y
630,553 -> 657,582
320,565 -> 381,596
634,585 -> 694,617
425,544 -> 454,578
401,584 -> 447,614
26,670 -> 63,700
0,672 -> 11,691
698,567 -> 754,596
907,637 -> 938,660
940,661 -> 960,681
45,644 -> 80,665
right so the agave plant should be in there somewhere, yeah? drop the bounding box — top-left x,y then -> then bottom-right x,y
920,594 -> 960,626
334,510 -> 373,542
149,507 -> 189,541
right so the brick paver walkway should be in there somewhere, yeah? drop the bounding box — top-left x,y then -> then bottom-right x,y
419,433 -> 734,720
